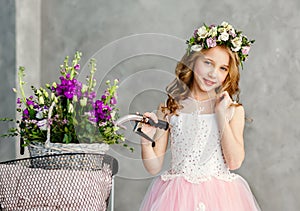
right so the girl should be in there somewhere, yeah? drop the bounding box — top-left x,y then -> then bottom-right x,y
139,22 -> 261,211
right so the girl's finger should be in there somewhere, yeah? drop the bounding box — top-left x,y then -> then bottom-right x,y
219,91 -> 231,102
143,112 -> 158,123
149,112 -> 158,123
216,92 -> 225,103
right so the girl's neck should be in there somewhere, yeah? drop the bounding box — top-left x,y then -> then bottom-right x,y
190,82 -> 217,101
190,92 -> 216,102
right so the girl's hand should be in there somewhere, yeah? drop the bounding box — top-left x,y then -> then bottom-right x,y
140,112 -> 158,144
215,91 -> 233,119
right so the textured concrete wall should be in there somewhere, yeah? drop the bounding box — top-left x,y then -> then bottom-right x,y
15,0 -> 42,158
0,0 -> 299,210
0,0 -> 16,162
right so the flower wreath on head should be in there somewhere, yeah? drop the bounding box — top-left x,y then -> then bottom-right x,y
186,21 -> 255,68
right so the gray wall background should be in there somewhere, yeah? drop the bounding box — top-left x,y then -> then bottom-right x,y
1,0 -> 300,210
0,0 -> 16,162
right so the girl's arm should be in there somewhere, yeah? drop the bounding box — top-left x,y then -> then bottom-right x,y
141,103 -> 169,175
216,91 -> 245,170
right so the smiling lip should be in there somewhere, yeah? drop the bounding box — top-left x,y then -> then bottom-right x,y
203,78 -> 216,86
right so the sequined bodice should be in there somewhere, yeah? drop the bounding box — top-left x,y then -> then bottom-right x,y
161,98 -> 237,184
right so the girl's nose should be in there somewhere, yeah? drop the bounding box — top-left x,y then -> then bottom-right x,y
208,68 -> 217,78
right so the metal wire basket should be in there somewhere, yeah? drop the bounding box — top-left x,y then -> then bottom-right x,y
24,102 -> 110,157
0,153 -> 118,210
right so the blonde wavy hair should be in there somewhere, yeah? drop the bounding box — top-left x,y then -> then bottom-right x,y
163,45 -> 241,115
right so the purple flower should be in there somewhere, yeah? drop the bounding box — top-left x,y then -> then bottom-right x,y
26,99 -> 35,106
74,64 -> 80,70
103,105 -> 112,112
88,115 -> 97,123
193,29 -> 198,37
110,97 -> 117,105
23,109 -> 29,119
206,37 -> 217,48
88,92 -> 96,100
48,119 -> 53,125
17,98 -> 22,107
54,77 -> 82,100
106,114 -> 111,120
64,91 -> 74,99
92,100 -> 112,122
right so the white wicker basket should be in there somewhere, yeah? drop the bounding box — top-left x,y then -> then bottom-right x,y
28,102 -> 110,157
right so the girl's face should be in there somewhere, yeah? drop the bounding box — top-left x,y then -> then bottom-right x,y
193,46 -> 230,93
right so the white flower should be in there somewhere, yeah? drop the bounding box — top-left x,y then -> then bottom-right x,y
231,45 -> 241,52
111,110 -> 116,120
231,36 -> 242,50
218,27 -> 226,33
208,26 -> 218,37
42,90 -> 49,98
99,121 -> 108,127
113,125 -> 119,132
226,24 -> 233,31
80,98 -> 87,107
36,110 -> 44,119
50,93 -> 58,102
54,97 -> 58,104
52,82 -> 57,88
191,44 -> 202,52
219,32 -> 229,41
73,95 -> 78,102
37,119 -> 47,131
229,29 -> 236,37
197,26 -> 209,38
221,21 -> 229,27
68,103 -> 74,113
38,96 -> 44,105
81,84 -> 88,93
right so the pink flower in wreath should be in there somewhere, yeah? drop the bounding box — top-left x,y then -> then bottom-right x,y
242,46 -> 251,55
206,37 -> 217,48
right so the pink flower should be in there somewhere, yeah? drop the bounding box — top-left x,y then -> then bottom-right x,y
229,29 -> 236,38
242,46 -> 250,55
206,37 -> 217,48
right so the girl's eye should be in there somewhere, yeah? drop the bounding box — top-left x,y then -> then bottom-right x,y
204,60 -> 212,66
220,67 -> 228,71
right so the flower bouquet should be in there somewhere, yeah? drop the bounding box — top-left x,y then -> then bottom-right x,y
1,51 -> 132,156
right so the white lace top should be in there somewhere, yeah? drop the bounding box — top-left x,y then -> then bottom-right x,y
161,97 -> 238,184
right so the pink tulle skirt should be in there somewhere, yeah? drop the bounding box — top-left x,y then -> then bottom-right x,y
140,175 -> 261,211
